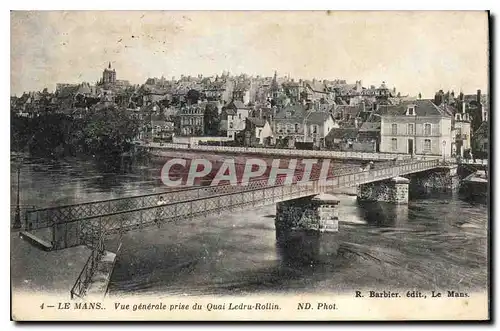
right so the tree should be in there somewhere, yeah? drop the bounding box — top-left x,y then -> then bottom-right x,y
186,89 -> 201,105
82,106 -> 140,158
203,103 -> 220,136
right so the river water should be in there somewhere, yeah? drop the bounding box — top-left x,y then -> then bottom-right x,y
11,154 -> 488,296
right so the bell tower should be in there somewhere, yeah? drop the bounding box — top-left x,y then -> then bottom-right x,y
102,62 -> 116,84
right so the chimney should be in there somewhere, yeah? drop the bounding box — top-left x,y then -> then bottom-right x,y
477,89 -> 481,103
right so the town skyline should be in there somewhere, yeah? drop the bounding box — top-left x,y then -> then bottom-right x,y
11,11 -> 488,97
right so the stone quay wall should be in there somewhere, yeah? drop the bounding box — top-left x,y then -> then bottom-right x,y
140,142 -> 414,161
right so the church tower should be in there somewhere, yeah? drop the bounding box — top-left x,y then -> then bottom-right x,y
271,70 -> 279,99
102,62 -> 116,85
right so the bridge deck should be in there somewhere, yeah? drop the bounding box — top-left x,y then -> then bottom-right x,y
25,158 -> 427,231
46,159 -> 441,250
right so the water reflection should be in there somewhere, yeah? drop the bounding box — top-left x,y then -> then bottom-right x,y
276,230 -> 340,266
357,201 -> 409,228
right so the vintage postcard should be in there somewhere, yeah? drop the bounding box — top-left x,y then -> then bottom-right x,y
10,10 -> 490,321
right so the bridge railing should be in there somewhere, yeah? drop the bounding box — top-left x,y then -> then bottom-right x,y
24,160 -> 377,231
70,232 -> 105,300
24,158 -> 427,231
53,159 -> 441,249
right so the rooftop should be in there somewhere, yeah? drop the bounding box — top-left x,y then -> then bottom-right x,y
379,99 -> 447,117
247,117 -> 267,127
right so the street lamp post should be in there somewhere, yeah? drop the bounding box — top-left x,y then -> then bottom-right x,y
13,165 -> 21,229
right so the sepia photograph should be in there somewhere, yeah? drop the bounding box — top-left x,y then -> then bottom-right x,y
9,10 -> 490,321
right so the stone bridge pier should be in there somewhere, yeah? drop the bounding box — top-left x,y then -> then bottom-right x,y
275,193 -> 340,264
408,165 -> 460,194
357,176 -> 410,204
356,165 -> 460,204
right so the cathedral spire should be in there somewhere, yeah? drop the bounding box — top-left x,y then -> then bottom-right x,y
108,62 -> 111,69
271,70 -> 278,91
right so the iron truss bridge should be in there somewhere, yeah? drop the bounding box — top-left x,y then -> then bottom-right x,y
24,159 -> 444,251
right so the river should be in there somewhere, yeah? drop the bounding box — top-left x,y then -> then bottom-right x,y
10,154 -> 488,296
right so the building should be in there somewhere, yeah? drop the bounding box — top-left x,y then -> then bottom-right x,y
151,118 -> 175,141
178,104 -> 205,136
241,117 -> 274,146
220,100 -> 251,139
273,104 -> 308,147
303,111 -> 338,148
472,121 -> 488,159
303,80 -> 333,103
440,103 -> 472,157
379,99 -> 453,157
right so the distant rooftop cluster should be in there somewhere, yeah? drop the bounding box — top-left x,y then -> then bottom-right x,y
11,61 -> 488,158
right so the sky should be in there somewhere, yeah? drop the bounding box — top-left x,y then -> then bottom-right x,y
10,11 -> 489,97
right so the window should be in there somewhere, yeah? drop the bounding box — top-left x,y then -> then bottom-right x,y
423,139 -> 431,152
313,125 -> 318,134
407,123 -> 414,135
456,128 -> 462,136
424,123 -> 431,136
407,107 -> 415,115
257,129 -> 262,137
391,123 -> 398,135
238,113 -> 241,119
229,122 -> 233,129
295,123 -> 300,133
391,138 -> 397,151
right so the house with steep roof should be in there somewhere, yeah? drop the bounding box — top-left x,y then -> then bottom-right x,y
303,111 -> 338,147
303,80 -> 332,103
220,100 -> 252,139
272,104 -> 337,148
379,99 -> 453,157
241,117 -> 273,146
273,104 -> 308,147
